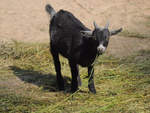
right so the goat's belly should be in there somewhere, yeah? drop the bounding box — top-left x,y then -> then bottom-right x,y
79,63 -> 89,67
59,51 -> 70,58
77,54 -> 97,67
78,59 -> 93,67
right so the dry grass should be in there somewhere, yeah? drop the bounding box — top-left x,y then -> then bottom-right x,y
0,40 -> 150,113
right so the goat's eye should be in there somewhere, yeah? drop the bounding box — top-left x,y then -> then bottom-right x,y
103,41 -> 108,47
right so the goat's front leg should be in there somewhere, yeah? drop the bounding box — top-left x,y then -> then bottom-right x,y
51,50 -> 64,90
69,61 -> 81,93
88,65 -> 96,94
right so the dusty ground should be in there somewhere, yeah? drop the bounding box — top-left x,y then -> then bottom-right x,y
0,0 -> 150,57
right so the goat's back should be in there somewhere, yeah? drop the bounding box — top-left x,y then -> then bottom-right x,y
50,10 -> 88,31
50,10 -> 89,58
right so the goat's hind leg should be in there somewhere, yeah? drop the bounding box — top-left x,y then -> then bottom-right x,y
51,50 -> 64,90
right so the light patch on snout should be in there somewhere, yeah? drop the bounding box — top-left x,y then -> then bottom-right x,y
97,44 -> 106,53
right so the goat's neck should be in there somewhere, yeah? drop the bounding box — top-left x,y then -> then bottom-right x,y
82,38 -> 98,57
78,39 -> 98,67
83,38 -> 98,52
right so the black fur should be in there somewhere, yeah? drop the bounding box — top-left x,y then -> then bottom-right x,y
45,4 -> 122,93
49,10 -> 97,67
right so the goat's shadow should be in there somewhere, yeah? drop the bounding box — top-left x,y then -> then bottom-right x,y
9,66 -> 71,92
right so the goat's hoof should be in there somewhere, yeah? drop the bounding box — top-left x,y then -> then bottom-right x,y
57,80 -> 64,90
89,88 -> 96,94
71,88 -> 79,93
88,84 -> 96,94
58,84 -> 65,90
58,87 -> 64,91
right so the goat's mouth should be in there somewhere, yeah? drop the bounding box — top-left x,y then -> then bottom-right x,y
97,45 -> 106,54
97,50 -> 104,55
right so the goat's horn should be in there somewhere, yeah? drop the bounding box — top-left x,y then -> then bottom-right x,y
93,21 -> 99,29
93,21 -> 103,30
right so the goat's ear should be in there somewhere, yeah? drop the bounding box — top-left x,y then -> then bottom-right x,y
110,28 -> 123,36
80,31 -> 93,37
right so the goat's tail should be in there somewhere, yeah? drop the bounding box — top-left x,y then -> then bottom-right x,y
45,4 -> 56,18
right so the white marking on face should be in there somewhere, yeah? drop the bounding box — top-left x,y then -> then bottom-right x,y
97,44 -> 106,53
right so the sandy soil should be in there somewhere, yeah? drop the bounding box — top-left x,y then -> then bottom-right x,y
0,0 -> 150,57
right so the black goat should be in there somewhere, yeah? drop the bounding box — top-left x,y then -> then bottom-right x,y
45,4 -> 122,93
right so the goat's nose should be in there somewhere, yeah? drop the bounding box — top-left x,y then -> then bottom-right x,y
97,44 -> 106,53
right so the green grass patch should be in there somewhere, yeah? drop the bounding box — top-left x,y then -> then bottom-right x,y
0,40 -> 150,113
0,93 -> 51,113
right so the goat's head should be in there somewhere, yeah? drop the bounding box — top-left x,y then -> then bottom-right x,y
81,21 -> 122,54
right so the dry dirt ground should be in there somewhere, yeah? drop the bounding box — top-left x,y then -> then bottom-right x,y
0,0 -> 150,57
